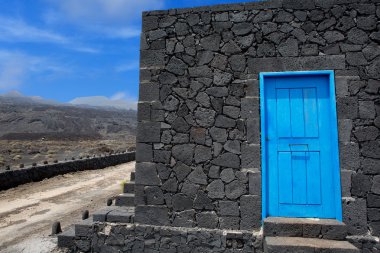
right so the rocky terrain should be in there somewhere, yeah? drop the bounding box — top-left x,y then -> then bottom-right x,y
0,94 -> 137,168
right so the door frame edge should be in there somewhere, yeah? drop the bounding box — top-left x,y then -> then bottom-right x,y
260,70 -> 343,222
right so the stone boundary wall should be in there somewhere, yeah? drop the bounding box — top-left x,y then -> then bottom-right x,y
0,152 -> 135,191
71,222 -> 262,252
136,0 -> 380,243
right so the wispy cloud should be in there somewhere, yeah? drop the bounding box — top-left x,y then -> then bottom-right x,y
110,92 -> 126,100
115,61 -> 139,72
45,0 -> 165,25
0,50 -> 69,90
70,92 -> 137,110
0,16 -> 68,44
44,0 -> 164,39
72,46 -> 101,54
102,27 -> 141,39
0,15 -> 100,53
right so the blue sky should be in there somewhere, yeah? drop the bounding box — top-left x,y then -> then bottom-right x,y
0,0 -> 255,109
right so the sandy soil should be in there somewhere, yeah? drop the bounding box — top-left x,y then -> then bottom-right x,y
0,162 -> 135,253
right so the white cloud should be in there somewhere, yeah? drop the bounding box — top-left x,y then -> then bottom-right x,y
103,27 -> 141,39
110,92 -> 126,100
46,0 -> 165,25
0,50 -> 69,90
44,0 -> 165,38
0,16 -> 68,44
115,61 -> 139,72
0,15 -> 100,53
70,94 -> 137,110
71,46 -> 101,54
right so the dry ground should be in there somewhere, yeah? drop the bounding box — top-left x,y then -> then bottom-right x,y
0,139 -> 135,169
0,162 -> 135,253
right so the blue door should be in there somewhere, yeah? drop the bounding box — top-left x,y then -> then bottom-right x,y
261,71 -> 342,220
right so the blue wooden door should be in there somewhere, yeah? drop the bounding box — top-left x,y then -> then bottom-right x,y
264,74 -> 339,219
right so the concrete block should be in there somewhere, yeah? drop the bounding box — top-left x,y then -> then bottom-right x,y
338,119 -> 352,143
335,77 -> 350,97
135,206 -> 169,226
140,50 -> 166,68
245,79 -> 259,97
134,184 -> 146,205
247,118 -> 260,144
240,195 -> 261,230
247,55 -> 345,74
342,198 -> 368,235
107,207 -> 135,223
341,170 -> 353,197
138,102 -> 151,121
336,97 -> 358,119
136,143 -> 153,162
145,186 -> 165,205
241,97 -> 259,119
135,162 -> 161,186
339,142 -> 360,171
241,143 -> 261,169
139,83 -> 159,102
248,172 -> 261,196
137,122 -> 161,143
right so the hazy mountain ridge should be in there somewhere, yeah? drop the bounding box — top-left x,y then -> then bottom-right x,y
0,94 -> 137,141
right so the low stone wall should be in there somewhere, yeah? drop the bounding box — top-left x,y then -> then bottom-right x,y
72,222 -> 263,253
0,152 -> 135,191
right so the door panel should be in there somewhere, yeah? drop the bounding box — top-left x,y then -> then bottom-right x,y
303,88 -> 319,137
265,74 -> 337,219
307,152 -> 321,205
289,89 -> 305,138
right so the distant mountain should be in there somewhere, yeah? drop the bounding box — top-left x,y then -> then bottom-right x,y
0,92 -> 137,141
70,96 -> 137,110
0,91 -> 60,106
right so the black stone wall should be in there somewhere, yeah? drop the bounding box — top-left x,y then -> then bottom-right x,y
0,152 -> 135,191
136,0 -> 380,243
71,223 -> 262,252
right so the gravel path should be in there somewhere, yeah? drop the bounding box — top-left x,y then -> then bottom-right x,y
0,162 -> 135,253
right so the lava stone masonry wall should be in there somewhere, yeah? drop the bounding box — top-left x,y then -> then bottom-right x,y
72,223 -> 262,252
135,0 -> 380,242
0,152 -> 135,191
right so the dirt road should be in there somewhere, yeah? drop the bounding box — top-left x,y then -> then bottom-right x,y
0,162 -> 135,253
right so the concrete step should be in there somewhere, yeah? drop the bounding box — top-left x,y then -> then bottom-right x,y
264,236 -> 359,253
57,226 -> 75,248
130,171 -> 135,181
93,206 -> 116,222
264,217 -> 347,240
93,206 -> 135,223
107,207 -> 135,223
74,218 -> 94,237
123,181 -> 135,194
115,193 -> 135,206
